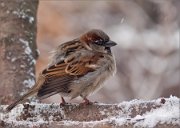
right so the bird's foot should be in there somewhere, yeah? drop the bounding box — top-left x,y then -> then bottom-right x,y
60,97 -> 67,106
79,98 -> 93,106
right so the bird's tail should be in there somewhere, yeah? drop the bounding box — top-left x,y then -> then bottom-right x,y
6,89 -> 37,112
6,75 -> 45,112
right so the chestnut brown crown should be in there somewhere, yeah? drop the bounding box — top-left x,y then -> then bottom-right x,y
80,29 -> 117,49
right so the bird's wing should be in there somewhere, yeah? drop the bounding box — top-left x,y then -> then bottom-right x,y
37,51 -> 102,99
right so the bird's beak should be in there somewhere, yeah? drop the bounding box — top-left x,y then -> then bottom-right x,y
105,40 -> 117,47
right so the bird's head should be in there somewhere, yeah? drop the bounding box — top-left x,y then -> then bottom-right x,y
80,29 -> 117,54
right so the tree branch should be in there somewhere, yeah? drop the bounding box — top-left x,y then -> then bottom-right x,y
0,97 -> 179,128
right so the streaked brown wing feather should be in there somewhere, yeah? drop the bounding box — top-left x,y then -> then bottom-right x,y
37,60 -> 72,98
65,59 -> 94,75
37,52 -> 101,99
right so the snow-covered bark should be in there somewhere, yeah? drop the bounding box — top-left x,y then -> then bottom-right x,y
0,96 -> 179,128
0,0 -> 39,104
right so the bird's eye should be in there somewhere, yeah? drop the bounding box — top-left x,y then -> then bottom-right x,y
94,39 -> 104,45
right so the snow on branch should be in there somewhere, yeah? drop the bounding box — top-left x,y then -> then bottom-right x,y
0,96 -> 179,128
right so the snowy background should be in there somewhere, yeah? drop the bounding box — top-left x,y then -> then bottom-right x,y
36,0 -> 179,104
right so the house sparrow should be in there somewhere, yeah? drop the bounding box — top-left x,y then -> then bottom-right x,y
6,29 -> 117,111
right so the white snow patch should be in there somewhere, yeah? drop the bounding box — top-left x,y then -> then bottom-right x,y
19,38 -> 36,66
23,79 -> 35,88
12,10 -> 34,24
133,115 -> 144,121
28,17 -> 34,24
19,38 -> 32,55
36,49 -> 40,56
20,65 -> 25,68
115,96 -> 180,127
99,110 -> 106,115
11,57 -> 17,62
24,47 -> 32,55
30,72 -> 35,77
134,96 -> 180,127
31,59 -> 36,65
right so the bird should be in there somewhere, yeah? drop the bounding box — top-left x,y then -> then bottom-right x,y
6,29 -> 117,112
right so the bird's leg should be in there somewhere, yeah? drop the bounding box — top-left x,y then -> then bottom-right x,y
84,98 -> 91,104
80,97 -> 93,106
60,97 -> 66,106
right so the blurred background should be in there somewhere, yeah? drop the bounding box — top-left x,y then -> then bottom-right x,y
36,0 -> 179,104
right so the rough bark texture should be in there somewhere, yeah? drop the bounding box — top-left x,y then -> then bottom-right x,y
0,0 -> 39,104
0,97 -> 179,128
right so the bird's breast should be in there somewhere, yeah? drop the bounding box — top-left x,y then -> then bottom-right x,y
81,54 -> 116,96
